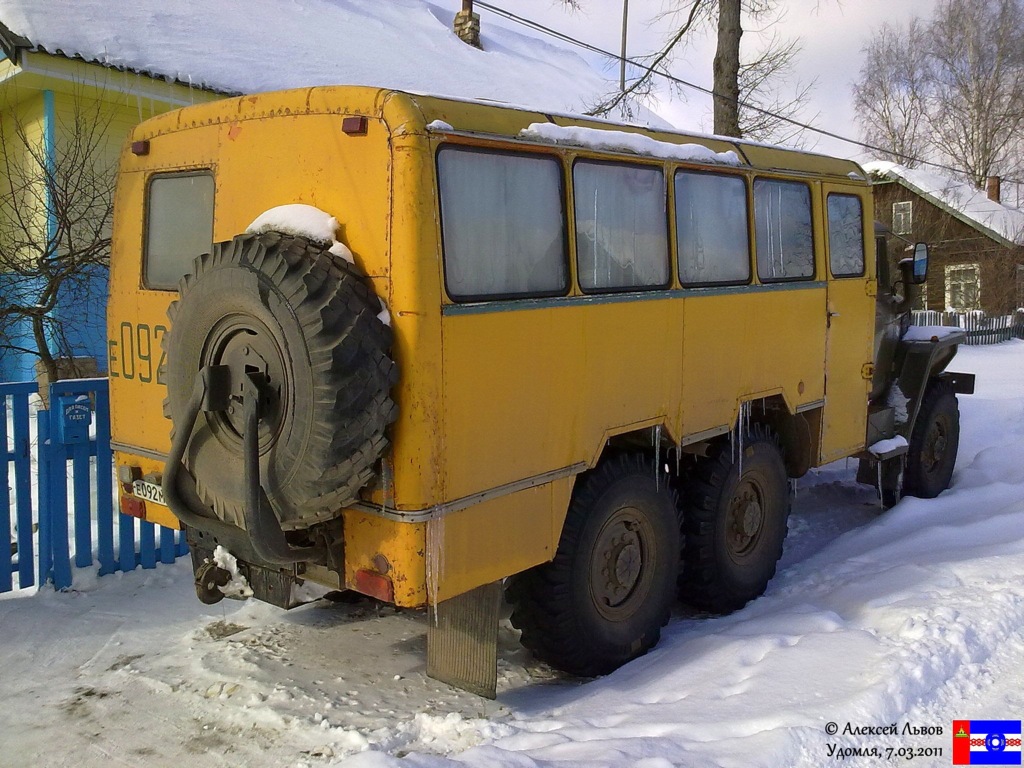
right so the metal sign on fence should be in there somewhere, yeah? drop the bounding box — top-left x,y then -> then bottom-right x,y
0,378 -> 187,594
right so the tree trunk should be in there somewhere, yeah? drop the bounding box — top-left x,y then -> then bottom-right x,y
713,0 -> 742,137
32,315 -> 58,387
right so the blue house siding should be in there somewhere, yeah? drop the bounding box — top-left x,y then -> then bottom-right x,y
0,270 -> 109,382
53,265 -> 109,374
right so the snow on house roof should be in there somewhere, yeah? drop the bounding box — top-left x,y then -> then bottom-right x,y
864,160 -> 1024,247
0,0 -> 652,123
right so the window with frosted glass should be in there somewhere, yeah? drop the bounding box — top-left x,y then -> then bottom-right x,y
438,147 -> 567,301
145,172 -> 215,289
573,161 -> 668,292
827,194 -> 865,277
754,178 -> 815,281
675,170 -> 750,285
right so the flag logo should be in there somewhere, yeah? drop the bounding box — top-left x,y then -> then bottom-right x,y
953,720 -> 1023,765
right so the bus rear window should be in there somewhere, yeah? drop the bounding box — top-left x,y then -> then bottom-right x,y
144,172 -> 215,289
438,147 -> 567,302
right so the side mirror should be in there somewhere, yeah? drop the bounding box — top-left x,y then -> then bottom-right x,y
898,242 -> 928,288
912,242 -> 928,284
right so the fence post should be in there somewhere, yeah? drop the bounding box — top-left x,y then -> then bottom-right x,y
158,525 -> 175,564
48,409 -> 72,590
37,409 -> 53,587
13,391 -> 33,587
0,396 -> 11,593
140,520 -> 157,569
94,383 -> 115,575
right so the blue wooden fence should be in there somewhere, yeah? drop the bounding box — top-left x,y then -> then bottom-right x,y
1,378 -> 187,593
0,382 -> 35,592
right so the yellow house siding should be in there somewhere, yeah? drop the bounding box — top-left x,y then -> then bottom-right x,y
0,91 -> 48,258
1,52 -> 224,259
0,50 -> 226,379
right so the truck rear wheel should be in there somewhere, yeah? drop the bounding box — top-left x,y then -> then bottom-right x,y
679,425 -> 789,613
164,232 -> 397,531
506,454 -> 680,676
903,380 -> 959,498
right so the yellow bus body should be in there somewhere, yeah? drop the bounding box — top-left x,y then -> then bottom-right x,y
108,86 -> 875,607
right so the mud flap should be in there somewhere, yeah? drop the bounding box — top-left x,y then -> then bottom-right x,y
426,581 -> 502,698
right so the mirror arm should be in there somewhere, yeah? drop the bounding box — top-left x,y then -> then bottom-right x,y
893,262 -> 918,315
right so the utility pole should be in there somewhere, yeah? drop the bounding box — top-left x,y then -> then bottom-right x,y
620,0 -> 629,92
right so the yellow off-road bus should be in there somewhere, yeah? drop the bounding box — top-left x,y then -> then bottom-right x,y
107,85 -> 971,696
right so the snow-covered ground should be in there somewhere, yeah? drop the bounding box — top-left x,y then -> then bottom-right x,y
2,341 -> 1023,768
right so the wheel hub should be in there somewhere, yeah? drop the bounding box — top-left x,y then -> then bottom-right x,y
923,422 -> 947,473
611,534 -> 641,595
202,314 -> 288,451
591,509 -> 653,620
728,485 -> 764,558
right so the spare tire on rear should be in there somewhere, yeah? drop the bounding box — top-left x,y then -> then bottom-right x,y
164,231 -> 397,531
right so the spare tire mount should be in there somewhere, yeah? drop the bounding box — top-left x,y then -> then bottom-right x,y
162,363 -> 324,565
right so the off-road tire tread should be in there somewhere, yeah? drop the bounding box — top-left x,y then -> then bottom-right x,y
506,454 -> 679,677
903,380 -> 959,499
679,424 -> 789,614
164,231 -> 397,529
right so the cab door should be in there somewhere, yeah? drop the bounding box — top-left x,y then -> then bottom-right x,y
820,186 -> 876,463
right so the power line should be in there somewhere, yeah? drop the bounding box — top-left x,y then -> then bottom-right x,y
473,0 -> 1024,190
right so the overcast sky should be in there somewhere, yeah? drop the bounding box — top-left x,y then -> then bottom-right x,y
459,0 -> 937,161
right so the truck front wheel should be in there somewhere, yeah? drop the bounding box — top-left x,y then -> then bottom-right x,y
904,380 -> 960,498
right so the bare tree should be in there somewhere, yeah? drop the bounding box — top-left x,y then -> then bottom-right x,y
928,0 -> 1024,186
0,90 -> 116,386
852,20 -> 929,167
855,0 -> 1024,187
562,0 -> 813,142
736,31 -> 814,144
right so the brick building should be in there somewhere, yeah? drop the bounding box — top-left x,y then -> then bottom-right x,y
865,161 -> 1024,315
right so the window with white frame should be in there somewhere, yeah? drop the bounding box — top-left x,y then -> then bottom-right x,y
892,201 -> 913,235
944,263 -> 981,311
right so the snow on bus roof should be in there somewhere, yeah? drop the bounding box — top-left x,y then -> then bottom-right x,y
520,123 -> 742,165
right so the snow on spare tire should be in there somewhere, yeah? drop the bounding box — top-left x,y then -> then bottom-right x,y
163,205 -> 397,532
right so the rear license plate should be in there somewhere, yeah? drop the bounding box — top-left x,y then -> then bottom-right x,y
132,479 -> 166,506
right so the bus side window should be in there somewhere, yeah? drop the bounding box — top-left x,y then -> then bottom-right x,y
573,160 -> 669,292
826,194 -> 866,277
437,146 -> 568,302
675,170 -> 750,286
753,178 -> 815,282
